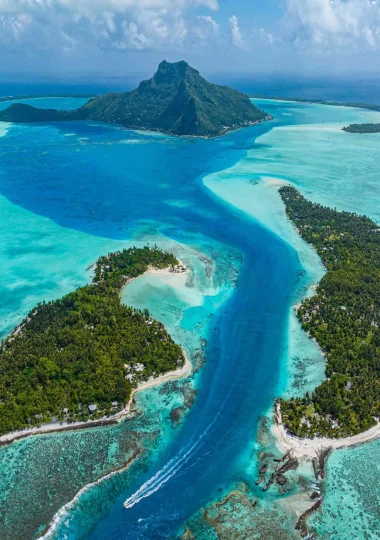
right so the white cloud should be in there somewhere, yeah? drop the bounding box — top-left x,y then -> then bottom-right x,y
115,22 -> 149,50
197,15 -> 219,35
191,15 -> 219,46
258,28 -> 275,46
0,0 -> 220,54
286,0 -> 380,50
229,14 -> 245,48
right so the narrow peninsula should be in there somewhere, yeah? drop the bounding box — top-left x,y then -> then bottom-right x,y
279,187 -> 380,439
0,61 -> 270,138
0,246 -> 188,437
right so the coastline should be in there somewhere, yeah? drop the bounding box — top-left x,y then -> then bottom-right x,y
272,188 -> 380,460
0,263 -> 192,446
0,353 -> 192,447
273,215 -> 380,459
0,94 -> 94,103
0,99 -> 273,140
273,390 -> 380,460
39,450 -> 140,540
250,95 -> 380,115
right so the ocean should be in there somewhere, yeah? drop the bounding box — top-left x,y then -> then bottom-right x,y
0,90 -> 380,539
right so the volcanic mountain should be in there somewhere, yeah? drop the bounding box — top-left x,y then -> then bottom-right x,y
0,61 -> 269,137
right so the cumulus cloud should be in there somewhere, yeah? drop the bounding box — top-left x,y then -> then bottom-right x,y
286,0 -> 380,50
258,27 -> 276,46
191,15 -> 219,46
229,14 -> 245,48
197,15 -> 219,35
0,0 -> 220,54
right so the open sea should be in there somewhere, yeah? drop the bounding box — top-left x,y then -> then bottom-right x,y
0,88 -> 380,539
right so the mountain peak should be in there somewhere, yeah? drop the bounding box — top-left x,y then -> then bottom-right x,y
0,60 -> 271,137
153,60 -> 198,85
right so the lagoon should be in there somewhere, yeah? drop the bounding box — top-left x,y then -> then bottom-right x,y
0,97 -> 380,538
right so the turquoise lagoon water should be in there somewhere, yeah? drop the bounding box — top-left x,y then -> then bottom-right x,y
0,98 -> 380,538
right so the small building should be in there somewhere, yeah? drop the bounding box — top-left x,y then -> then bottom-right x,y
63,407 -> 69,414
88,404 -> 97,413
134,363 -> 145,372
111,401 -> 118,407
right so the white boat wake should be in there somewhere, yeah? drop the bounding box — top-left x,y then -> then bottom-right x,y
123,389 -> 233,510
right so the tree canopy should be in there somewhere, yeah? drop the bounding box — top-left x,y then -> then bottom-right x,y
343,123 -> 380,134
279,187 -> 380,438
0,246 -> 184,435
0,61 -> 269,137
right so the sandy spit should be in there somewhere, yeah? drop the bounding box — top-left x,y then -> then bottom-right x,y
273,401 -> 380,459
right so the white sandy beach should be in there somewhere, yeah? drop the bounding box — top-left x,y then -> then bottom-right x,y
0,352 -> 192,446
0,263 -> 192,446
273,401 -> 380,459
145,260 -> 190,285
264,177 -> 290,187
272,204 -> 380,460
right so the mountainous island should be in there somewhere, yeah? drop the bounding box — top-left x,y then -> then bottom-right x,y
343,123 -> 380,133
279,187 -> 380,438
0,61 -> 270,137
0,246 -> 186,436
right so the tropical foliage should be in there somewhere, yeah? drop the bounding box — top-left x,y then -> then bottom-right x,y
343,123 -> 380,134
0,247 -> 184,435
0,61 -> 268,137
279,187 -> 380,438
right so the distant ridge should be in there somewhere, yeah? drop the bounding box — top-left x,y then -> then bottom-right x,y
0,61 -> 270,138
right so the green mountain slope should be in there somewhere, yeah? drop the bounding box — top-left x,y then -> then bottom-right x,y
0,61 -> 270,137
0,103 -> 69,122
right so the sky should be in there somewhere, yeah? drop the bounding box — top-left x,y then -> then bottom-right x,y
0,0 -> 380,79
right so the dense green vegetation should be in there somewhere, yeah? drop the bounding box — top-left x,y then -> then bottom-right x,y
279,187 -> 380,438
0,103 -> 72,122
0,247 -> 184,436
0,61 -> 269,137
343,123 -> 380,134
0,94 -> 93,103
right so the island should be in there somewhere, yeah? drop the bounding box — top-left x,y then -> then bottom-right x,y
0,61 -> 270,138
0,94 -> 93,103
343,123 -> 380,133
0,246 -> 187,437
278,187 -> 380,438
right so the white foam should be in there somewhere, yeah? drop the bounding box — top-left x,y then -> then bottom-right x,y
123,388 -> 233,510
0,122 -> 10,137
41,457 -> 136,539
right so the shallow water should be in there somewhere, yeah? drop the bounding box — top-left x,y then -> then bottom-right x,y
309,440 -> 380,539
0,99 -> 380,539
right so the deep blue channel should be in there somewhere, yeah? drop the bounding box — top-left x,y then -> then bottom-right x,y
0,101 -> 304,538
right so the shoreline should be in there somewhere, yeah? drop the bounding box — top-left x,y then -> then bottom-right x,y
273,194 -> 380,460
0,104 -> 273,140
273,401 -> 380,459
0,94 -> 94,102
120,115 -> 273,140
0,263 -> 192,446
0,353 -> 192,447
250,95 -> 380,115
39,450 -> 140,540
